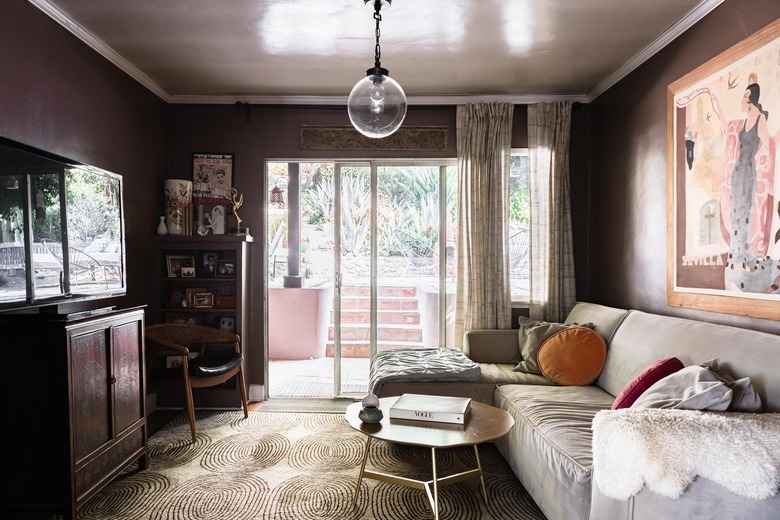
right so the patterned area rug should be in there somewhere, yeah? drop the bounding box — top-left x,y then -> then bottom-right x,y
79,411 -> 546,520
259,397 -> 355,413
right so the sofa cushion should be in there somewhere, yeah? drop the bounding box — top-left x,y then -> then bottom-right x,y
537,327 -> 607,385
630,365 -> 733,410
611,357 -> 685,409
701,359 -> 763,412
515,322 -> 592,375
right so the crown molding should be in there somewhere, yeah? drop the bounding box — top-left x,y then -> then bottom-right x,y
586,0 -> 724,101
169,93 -> 590,106
29,0 -> 174,102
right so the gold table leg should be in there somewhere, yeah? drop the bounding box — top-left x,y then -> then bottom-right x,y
353,436 -> 372,504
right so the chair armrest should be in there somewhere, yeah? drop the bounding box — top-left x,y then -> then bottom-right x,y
464,329 -> 520,364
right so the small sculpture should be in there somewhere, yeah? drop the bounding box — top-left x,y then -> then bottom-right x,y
224,187 -> 249,236
359,393 -> 383,424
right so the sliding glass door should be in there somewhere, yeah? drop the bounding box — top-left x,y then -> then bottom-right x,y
266,160 -> 457,399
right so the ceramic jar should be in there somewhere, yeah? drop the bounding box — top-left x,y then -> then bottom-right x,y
164,179 -> 192,235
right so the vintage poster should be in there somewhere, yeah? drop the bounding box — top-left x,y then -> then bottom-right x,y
668,19 -> 780,319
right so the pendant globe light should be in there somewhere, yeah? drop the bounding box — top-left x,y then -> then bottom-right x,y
347,0 -> 407,139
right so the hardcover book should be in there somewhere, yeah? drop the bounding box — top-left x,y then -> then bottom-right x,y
389,393 -> 472,424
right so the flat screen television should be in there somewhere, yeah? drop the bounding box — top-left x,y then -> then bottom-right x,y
0,136 -> 126,312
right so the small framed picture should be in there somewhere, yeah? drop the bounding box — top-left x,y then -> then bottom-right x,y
195,201 -> 226,236
216,260 -> 236,277
192,292 -> 214,308
180,266 -> 196,278
201,251 -> 219,277
185,287 -> 207,307
166,255 -> 195,278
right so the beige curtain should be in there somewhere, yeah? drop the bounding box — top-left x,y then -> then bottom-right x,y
528,101 -> 576,322
454,102 -> 514,348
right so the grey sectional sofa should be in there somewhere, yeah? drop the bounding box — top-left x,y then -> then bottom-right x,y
375,302 -> 780,520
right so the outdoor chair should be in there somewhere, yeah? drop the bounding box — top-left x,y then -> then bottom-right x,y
509,227 -> 530,269
268,222 -> 287,279
145,323 -> 249,443
40,238 -> 114,288
395,230 -> 436,276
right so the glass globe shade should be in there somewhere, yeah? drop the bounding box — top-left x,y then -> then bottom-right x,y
347,71 -> 407,138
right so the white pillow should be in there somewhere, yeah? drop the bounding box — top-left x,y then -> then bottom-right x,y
630,365 -> 732,411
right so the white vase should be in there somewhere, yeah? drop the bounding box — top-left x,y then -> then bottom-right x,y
156,216 -> 168,235
164,179 -> 192,235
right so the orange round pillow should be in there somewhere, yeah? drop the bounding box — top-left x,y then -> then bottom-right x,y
537,327 -> 606,385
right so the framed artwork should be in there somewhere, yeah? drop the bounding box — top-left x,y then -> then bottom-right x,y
192,153 -> 233,198
166,255 -> 195,278
192,292 -> 214,308
195,201 -> 226,236
201,251 -> 219,277
667,18 -> 780,320
216,260 -> 236,277
180,267 -> 196,278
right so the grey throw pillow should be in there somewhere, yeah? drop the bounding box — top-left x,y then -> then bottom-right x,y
700,359 -> 763,412
630,365 -> 733,411
514,322 -> 572,375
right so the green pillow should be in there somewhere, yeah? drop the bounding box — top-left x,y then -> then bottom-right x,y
514,321 -> 595,375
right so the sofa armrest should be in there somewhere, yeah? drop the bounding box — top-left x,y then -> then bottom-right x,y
464,329 -> 519,364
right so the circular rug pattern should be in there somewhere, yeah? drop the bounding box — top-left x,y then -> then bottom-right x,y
79,411 -> 546,520
150,473 -> 268,520
289,431 -> 365,471
201,431 -> 289,473
79,472 -> 170,520
266,473 -> 367,520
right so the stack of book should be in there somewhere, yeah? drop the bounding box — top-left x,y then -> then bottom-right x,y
389,393 -> 472,425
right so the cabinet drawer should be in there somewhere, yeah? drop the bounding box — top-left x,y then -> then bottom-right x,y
74,426 -> 145,503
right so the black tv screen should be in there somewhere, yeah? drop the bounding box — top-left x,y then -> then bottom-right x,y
0,137 -> 126,312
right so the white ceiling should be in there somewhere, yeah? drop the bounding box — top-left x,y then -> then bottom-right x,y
30,0 -> 723,105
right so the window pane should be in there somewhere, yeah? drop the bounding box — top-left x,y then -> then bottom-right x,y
510,150 -> 530,302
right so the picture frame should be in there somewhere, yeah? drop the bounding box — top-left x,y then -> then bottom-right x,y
192,153 -> 233,198
201,251 -> 219,277
166,255 -> 195,278
192,292 -> 214,308
215,260 -> 236,277
185,287 -> 207,307
180,266 -> 196,278
667,18 -> 780,320
195,201 -> 227,236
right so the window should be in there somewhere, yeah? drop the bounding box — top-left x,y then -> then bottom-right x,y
509,149 -> 530,302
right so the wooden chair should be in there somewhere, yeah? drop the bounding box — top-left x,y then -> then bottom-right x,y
145,323 -> 249,442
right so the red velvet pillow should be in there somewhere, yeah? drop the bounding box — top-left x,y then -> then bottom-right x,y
611,357 -> 685,409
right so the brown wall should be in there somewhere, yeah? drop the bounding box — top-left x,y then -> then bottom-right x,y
0,0 -> 167,312
590,0 -> 780,333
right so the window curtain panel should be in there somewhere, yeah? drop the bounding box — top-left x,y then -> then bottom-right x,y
454,102 -> 514,348
528,101 -> 576,322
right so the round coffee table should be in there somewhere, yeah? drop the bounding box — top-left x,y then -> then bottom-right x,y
345,395 -> 514,520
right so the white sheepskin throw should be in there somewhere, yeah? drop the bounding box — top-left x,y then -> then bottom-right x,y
592,408 -> 780,500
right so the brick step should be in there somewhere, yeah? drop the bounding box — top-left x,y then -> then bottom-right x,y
341,286 -> 417,298
326,341 -> 425,358
340,296 -> 419,311
336,309 -> 420,325
329,323 -> 422,342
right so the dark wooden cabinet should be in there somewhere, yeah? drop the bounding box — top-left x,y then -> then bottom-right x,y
151,235 -> 253,409
0,306 -> 147,520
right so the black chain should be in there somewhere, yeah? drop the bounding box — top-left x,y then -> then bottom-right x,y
374,8 -> 382,68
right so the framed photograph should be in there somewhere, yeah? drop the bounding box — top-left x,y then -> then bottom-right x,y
201,251 -> 219,277
195,201 -> 226,236
192,292 -> 214,308
185,287 -> 207,307
667,18 -> 780,320
166,255 -> 195,278
193,153 -> 233,198
216,260 -> 236,277
180,266 -> 196,278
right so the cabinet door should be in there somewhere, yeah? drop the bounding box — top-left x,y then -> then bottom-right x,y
112,320 -> 143,434
71,329 -> 111,461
